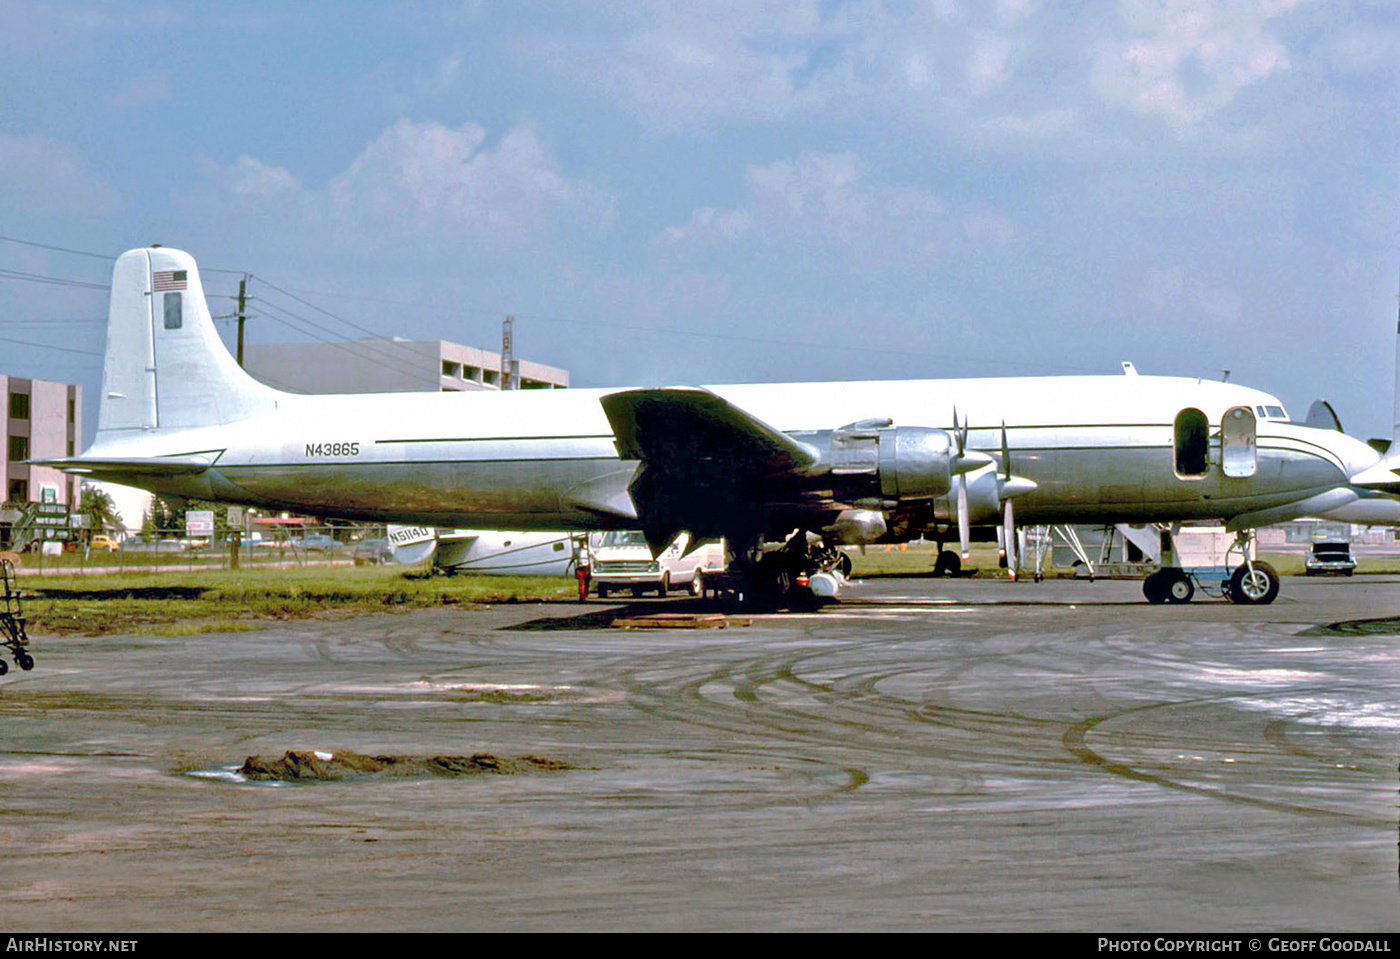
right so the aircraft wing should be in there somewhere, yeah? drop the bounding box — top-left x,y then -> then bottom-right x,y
600,388 -> 820,551
603,388 -> 817,473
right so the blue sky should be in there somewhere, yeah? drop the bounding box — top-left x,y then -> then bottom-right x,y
2,0 -> 1399,443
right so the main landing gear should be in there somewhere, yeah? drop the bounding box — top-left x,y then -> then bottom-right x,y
1141,529 -> 1279,606
0,556 -> 34,675
725,531 -> 847,609
1142,568 -> 1195,604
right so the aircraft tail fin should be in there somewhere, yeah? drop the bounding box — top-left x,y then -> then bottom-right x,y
97,247 -> 280,440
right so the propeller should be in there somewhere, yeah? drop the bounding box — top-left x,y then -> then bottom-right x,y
953,409 -> 971,559
1001,421 -> 1017,581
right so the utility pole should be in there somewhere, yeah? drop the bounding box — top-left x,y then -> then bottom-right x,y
236,275 -> 248,367
501,315 -> 514,390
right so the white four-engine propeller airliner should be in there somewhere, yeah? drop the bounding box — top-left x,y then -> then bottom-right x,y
34,246 -> 1400,605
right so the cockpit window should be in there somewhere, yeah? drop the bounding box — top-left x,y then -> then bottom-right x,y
1255,405 -> 1287,420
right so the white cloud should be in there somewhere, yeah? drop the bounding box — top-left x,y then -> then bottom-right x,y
534,0 -> 1323,153
1090,0 -> 1306,126
967,31 -> 1015,96
182,119 -> 611,247
327,120 -> 609,240
0,133 -> 121,215
1141,266 -> 1244,323
535,1 -> 839,128
661,152 -> 1010,270
1318,23 -> 1400,75
107,72 -> 171,110
199,155 -> 301,197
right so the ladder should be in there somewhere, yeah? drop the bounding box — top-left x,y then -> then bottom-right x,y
0,555 -> 34,675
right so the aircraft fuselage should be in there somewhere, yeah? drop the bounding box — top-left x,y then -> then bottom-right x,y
77,374 -> 1371,532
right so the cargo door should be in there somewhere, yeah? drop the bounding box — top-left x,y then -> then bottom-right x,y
1220,406 -> 1257,478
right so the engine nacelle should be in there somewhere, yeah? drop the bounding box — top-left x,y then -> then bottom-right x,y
876,427 -> 954,502
825,509 -> 888,544
811,423 -> 956,509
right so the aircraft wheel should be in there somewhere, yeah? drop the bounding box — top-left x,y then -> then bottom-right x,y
1165,573 -> 1195,604
1228,561 -> 1279,605
690,571 -> 704,596
0,658 -> 8,676
16,652 -> 33,671
1143,571 -> 1169,604
658,574 -> 669,598
933,551 -> 961,577
597,584 -> 610,599
632,586 -> 645,598
837,552 -> 853,577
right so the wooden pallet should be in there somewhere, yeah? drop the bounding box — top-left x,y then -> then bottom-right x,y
612,612 -> 752,630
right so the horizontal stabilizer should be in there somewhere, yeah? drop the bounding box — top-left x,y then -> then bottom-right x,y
1348,458 -> 1400,493
27,453 -> 218,477
1226,487 -> 1360,532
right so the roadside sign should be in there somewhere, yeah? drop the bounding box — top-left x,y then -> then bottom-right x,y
186,510 -> 215,536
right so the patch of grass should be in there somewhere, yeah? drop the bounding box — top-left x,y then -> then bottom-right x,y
14,565 -> 575,636
848,542 -> 1003,577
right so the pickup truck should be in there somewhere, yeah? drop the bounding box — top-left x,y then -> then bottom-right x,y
590,531 -> 725,598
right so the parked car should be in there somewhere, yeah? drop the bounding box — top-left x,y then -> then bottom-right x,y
89,534 -> 120,552
590,530 -> 724,598
1304,540 -> 1356,576
120,538 -> 189,552
296,533 -> 345,553
352,538 -> 395,566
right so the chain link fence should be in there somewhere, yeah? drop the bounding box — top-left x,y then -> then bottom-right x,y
8,525 -> 380,576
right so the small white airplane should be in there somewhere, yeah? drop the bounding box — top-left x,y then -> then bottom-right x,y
33,246 -> 1400,606
389,525 -> 583,576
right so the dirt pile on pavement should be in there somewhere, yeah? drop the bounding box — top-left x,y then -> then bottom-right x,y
238,749 -> 572,782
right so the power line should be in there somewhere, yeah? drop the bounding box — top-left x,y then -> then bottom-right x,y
0,335 -> 102,357
0,230 -> 1110,376
249,298 -> 434,383
0,268 -> 109,291
0,234 -> 115,261
0,319 -> 104,326
250,274 -> 443,352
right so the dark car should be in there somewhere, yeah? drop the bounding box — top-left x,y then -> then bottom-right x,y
352,538 -> 394,566
1304,541 -> 1356,576
296,533 -> 346,554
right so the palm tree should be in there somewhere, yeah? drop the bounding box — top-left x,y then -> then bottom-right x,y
79,485 -> 123,534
